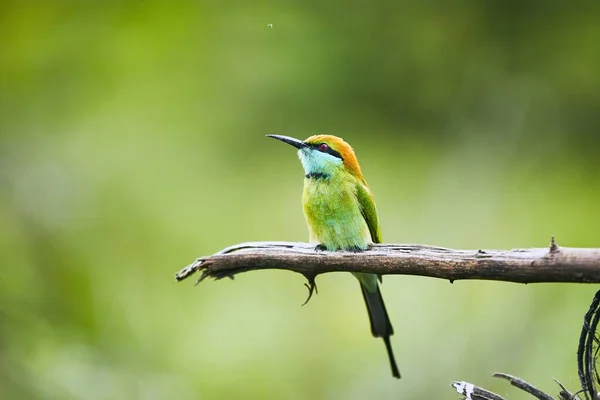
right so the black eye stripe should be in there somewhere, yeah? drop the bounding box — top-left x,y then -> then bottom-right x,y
311,143 -> 343,160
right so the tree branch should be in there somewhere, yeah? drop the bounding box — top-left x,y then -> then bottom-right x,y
175,237 -> 600,285
451,380 -> 506,400
492,373 -> 554,400
453,375 -> 580,400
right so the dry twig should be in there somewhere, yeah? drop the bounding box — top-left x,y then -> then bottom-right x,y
176,238 -> 600,287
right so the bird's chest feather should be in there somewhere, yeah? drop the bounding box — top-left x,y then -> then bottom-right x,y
302,178 -> 370,250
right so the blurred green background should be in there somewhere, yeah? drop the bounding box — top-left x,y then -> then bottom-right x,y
1,1 -> 599,399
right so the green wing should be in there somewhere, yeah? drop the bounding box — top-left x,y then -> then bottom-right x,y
356,181 -> 383,283
356,181 -> 382,244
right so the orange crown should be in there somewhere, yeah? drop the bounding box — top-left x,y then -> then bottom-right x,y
304,135 -> 365,182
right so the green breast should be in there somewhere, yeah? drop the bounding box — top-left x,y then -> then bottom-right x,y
302,176 -> 371,251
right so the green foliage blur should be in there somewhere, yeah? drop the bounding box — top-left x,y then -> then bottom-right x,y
1,1 -> 599,399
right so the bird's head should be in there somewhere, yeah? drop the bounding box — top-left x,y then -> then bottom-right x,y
267,134 -> 364,182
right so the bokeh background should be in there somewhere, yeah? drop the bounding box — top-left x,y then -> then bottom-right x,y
1,1 -> 599,399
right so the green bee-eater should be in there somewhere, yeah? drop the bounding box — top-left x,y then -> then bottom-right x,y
267,134 -> 400,379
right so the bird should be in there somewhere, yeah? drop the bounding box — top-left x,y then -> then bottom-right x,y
266,133 -> 400,379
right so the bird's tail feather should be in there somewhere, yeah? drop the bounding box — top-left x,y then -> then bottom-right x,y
360,283 -> 401,379
383,335 -> 400,379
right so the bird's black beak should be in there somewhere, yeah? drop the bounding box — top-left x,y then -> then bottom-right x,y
266,134 -> 307,149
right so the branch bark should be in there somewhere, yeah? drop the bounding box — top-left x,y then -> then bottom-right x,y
452,380 -> 506,400
175,238 -> 600,285
452,375 -> 578,400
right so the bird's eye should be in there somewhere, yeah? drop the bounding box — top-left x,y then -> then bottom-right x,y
319,143 -> 329,151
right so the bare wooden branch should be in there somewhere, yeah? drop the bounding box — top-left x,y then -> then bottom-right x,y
175,239 -> 600,285
492,372 -> 554,400
453,374 -> 580,400
451,381 -> 506,400
553,379 -> 579,400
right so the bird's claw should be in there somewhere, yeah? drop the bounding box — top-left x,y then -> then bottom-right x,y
314,244 -> 327,252
301,277 -> 318,306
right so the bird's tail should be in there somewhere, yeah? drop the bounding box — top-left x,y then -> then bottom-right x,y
360,283 -> 401,379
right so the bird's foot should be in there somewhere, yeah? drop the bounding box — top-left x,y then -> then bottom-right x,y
301,276 -> 319,306
314,244 -> 327,252
347,245 -> 365,253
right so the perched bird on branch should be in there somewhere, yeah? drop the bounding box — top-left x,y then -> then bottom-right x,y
266,134 -> 400,379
